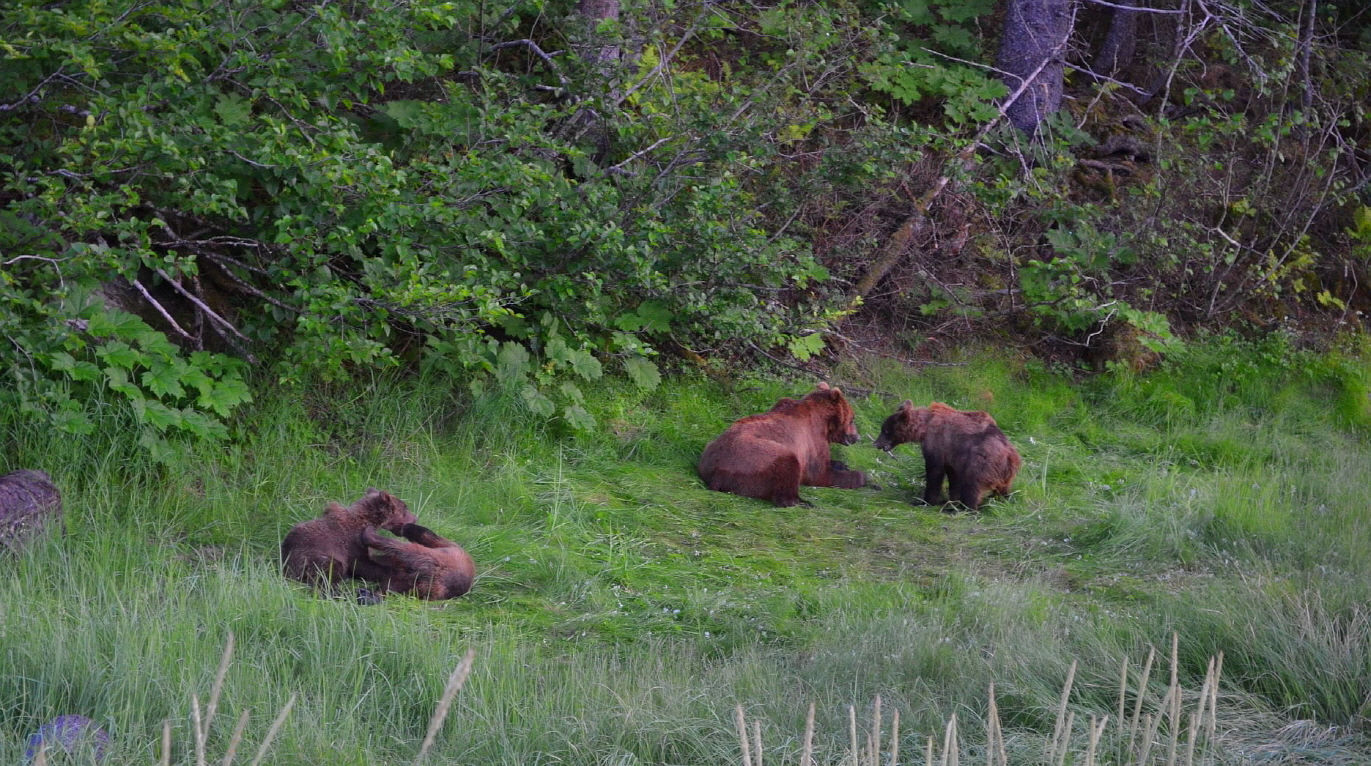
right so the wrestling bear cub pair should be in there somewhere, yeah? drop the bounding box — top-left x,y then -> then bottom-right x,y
699,383 -> 1020,511
280,489 -> 474,601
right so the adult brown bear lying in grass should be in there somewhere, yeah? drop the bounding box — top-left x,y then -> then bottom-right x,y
697,382 -> 868,507
873,401 -> 1021,511
361,523 -> 475,601
280,488 -> 417,589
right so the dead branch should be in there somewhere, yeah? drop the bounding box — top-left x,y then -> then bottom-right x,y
846,48 -> 1063,309
130,278 -> 197,345
154,268 -> 258,364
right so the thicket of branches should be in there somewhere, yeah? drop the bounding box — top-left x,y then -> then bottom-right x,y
2,0 -> 1368,448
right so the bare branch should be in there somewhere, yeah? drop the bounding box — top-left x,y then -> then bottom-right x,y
1082,0 -> 1185,13
154,268 -> 259,364
488,39 -> 569,89
605,136 -> 674,174
131,278 -> 198,345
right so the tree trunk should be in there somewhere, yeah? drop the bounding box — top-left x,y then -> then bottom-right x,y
562,0 -> 622,159
575,0 -> 621,71
996,0 -> 1074,133
1094,0 -> 1139,78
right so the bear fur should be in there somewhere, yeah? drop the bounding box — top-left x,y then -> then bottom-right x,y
697,382 -> 867,507
280,489 -> 418,588
0,469 -> 63,552
873,401 -> 1021,511
360,523 -> 475,601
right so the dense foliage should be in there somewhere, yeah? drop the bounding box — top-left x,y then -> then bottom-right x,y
2,0 -> 1368,448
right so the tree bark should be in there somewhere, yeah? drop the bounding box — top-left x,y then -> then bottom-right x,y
996,0 -> 1074,133
1094,0 -> 1139,78
575,0 -> 621,71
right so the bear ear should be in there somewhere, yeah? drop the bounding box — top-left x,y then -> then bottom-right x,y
816,381 -> 831,391
900,399 -> 914,412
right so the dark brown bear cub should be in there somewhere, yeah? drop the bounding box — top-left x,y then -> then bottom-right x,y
361,523 -> 475,601
280,489 -> 417,589
698,382 -> 868,507
873,401 -> 1021,511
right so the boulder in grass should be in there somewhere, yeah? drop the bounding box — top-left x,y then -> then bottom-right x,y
24,715 -> 109,763
0,469 -> 63,552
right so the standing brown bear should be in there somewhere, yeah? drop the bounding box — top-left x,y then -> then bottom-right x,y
361,523 -> 475,601
698,382 -> 868,507
280,488 -> 417,589
873,401 -> 1021,511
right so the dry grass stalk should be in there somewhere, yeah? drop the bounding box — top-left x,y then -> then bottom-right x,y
1137,683 -> 1177,766
869,694 -> 882,766
753,719 -> 764,766
1116,655 -> 1129,744
246,692 -> 295,766
1083,714 -> 1108,766
1208,652 -> 1223,742
1047,660 -> 1077,765
32,740 -> 47,766
848,705 -> 858,766
1195,656 -> 1215,735
988,684 -> 1008,766
735,705 -> 752,766
192,693 -> 207,766
1183,710 -> 1200,766
940,713 -> 959,766
415,647 -> 476,763
889,708 -> 900,766
1137,713 -> 1156,765
221,709 -> 251,766
1166,634 -> 1181,766
924,735 -> 933,766
1128,645 -> 1157,755
801,701 -> 816,766
161,718 -> 172,766
1055,711 -> 1074,766
204,631 -> 235,744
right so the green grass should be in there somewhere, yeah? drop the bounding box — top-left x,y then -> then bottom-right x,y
2,342 -> 1370,764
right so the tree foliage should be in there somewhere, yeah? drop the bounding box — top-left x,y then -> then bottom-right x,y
2,0 -> 1368,450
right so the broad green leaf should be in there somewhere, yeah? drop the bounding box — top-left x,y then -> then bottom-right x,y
622,356 -> 661,391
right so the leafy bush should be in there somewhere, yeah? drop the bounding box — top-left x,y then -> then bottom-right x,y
1,0 -> 911,443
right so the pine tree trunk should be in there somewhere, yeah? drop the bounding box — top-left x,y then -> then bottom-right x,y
996,0 -> 1073,133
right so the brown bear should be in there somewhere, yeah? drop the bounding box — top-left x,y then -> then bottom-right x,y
697,382 -> 868,507
0,469 -> 63,552
360,523 -> 475,601
280,488 -> 418,589
873,401 -> 1021,511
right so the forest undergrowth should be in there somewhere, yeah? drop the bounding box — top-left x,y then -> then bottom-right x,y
2,336 -> 1370,765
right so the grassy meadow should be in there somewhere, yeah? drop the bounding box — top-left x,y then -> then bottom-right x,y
2,337 -> 1371,765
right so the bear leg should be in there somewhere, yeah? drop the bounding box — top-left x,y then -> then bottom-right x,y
921,452 -> 948,505
767,454 -> 806,507
953,477 -> 985,511
828,464 -> 868,489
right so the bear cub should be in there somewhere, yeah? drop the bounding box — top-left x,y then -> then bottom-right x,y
874,401 -> 1021,511
361,523 -> 475,601
281,488 -> 417,589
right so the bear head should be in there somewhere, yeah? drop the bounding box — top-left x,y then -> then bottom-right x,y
354,488 -> 418,533
808,382 -> 860,446
873,400 -> 933,451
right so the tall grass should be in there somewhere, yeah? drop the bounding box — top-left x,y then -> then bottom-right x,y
2,341 -> 1370,763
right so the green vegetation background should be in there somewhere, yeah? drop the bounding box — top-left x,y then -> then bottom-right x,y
3,337 -> 1370,764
